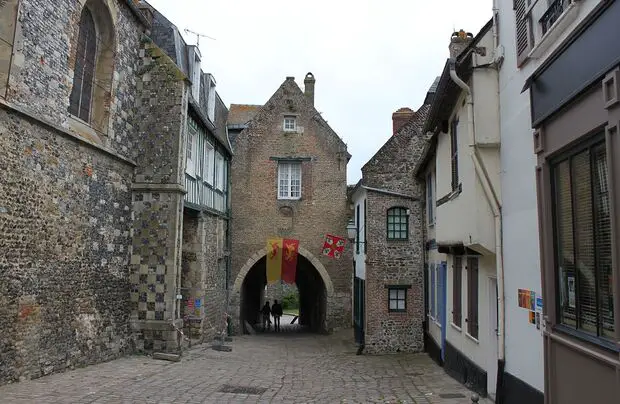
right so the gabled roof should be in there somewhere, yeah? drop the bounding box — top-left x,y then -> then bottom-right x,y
227,104 -> 262,127
231,76 -> 351,159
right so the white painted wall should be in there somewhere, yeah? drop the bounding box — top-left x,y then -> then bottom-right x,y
351,187 -> 367,280
496,0 -> 601,393
434,35 -> 500,256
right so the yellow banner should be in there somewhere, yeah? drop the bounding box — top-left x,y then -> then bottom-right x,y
266,238 -> 283,284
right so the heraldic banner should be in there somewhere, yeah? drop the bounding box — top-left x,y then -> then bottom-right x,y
322,234 -> 346,259
282,238 -> 300,284
266,238 -> 299,284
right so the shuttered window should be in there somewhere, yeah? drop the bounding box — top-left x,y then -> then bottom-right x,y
467,257 -> 479,339
69,7 -> 97,122
553,137 -> 614,339
514,0 -> 533,65
386,207 -> 408,240
430,263 -> 436,319
450,119 -> 459,191
452,256 -> 462,327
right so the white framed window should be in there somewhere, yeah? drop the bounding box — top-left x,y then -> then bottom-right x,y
186,127 -> 196,177
427,171 -> 434,225
215,152 -> 225,191
203,141 -> 214,182
278,162 -> 302,199
283,116 -> 297,132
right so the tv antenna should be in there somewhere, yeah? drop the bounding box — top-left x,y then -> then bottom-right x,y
184,29 -> 216,47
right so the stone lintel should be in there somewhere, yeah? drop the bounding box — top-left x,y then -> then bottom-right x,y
131,183 -> 186,193
0,98 -> 137,167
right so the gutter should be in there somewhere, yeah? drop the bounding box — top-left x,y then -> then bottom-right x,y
448,58 -> 506,400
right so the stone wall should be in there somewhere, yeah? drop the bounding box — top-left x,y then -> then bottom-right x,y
0,107 -> 135,384
0,0 -> 147,385
360,109 -> 430,353
180,211 -> 229,341
129,36 -> 188,352
363,193 -> 425,353
229,76 -> 352,333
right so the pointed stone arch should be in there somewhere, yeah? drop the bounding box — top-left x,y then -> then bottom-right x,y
233,246 -> 334,296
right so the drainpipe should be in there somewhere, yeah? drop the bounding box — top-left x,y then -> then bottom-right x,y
448,59 -> 505,399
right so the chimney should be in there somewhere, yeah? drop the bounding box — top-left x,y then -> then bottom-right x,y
392,107 -> 415,135
304,72 -> 315,106
449,29 -> 474,59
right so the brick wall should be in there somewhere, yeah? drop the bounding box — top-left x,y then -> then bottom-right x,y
229,77 -> 352,332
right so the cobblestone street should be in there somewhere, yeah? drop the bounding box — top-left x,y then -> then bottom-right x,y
0,328 -> 490,404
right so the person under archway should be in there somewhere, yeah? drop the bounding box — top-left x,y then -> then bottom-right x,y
261,301 -> 271,331
271,300 -> 283,332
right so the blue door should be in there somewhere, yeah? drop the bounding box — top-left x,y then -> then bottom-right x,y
439,261 -> 447,361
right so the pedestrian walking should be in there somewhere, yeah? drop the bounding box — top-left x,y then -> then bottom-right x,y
261,301 -> 271,331
271,300 -> 283,332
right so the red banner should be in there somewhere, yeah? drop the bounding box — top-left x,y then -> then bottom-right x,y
281,239 -> 300,284
322,234 -> 346,259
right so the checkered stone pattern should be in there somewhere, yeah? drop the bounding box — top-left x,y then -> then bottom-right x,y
130,191 -> 184,352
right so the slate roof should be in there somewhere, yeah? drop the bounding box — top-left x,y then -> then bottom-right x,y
227,104 -> 262,127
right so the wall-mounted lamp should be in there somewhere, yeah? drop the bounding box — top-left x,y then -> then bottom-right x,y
346,218 -> 365,244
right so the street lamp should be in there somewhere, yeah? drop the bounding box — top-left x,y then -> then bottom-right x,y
346,219 -> 357,242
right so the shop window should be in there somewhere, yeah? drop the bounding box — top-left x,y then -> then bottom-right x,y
552,137 -> 614,339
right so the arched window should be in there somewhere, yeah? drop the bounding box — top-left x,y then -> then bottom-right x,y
386,207 -> 409,240
68,0 -> 115,136
69,7 -> 97,122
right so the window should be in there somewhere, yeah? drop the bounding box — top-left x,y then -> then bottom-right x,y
283,116 -> 297,132
430,263 -> 436,319
552,137 -> 614,339
427,171 -> 434,225
278,162 -> 302,199
450,119 -> 459,191
203,141 -> 214,183
215,152 -> 225,191
68,1 -> 115,134
452,256 -> 462,327
186,123 -> 196,177
356,204 -> 361,254
467,257 -> 479,339
387,207 -> 408,240
207,76 -> 216,123
389,287 -> 407,312
514,0 -> 534,65
69,7 -> 97,122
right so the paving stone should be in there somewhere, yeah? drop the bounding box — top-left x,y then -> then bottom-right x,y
0,329 -> 493,403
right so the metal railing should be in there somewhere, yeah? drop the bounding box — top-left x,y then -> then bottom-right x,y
540,0 -> 573,36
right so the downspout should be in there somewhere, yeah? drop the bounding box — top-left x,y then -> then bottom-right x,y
449,58 -> 506,400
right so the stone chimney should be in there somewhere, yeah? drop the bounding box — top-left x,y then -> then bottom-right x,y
449,29 -> 474,59
304,72 -> 315,106
392,107 -> 415,135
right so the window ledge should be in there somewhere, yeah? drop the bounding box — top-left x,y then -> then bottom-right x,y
528,2 -> 580,60
451,323 -> 462,332
465,332 -> 479,344
553,324 -> 620,353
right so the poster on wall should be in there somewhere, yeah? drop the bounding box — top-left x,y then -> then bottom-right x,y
567,275 -> 576,308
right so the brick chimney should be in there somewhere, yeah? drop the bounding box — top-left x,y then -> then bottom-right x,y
304,72 -> 315,106
449,29 -> 474,59
392,107 -> 415,135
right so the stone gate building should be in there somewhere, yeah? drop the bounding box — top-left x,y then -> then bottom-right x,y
227,74 -> 352,333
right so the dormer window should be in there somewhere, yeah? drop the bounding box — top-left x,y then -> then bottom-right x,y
283,116 -> 297,132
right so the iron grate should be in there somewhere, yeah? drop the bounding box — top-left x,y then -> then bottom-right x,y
218,384 -> 268,395
439,393 -> 466,399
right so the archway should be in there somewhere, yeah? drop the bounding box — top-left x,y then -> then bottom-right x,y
233,247 -> 334,334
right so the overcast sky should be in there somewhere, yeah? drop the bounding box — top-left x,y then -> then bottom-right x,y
147,0 -> 492,184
